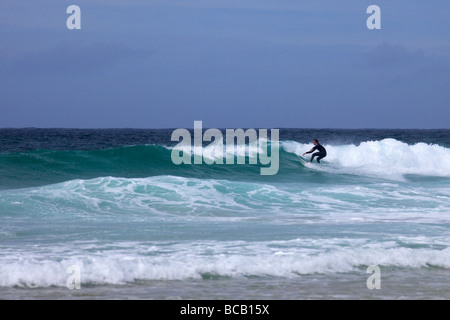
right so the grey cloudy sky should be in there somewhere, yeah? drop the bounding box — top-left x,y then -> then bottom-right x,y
0,0 -> 449,128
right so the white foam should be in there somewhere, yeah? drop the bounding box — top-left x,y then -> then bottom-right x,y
2,174 -> 449,225
1,240 -> 449,287
283,139 -> 450,179
170,138 -> 269,163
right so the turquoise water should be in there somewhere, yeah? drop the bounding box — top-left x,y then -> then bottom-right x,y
0,129 -> 449,299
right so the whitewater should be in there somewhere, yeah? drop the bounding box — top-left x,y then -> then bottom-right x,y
0,129 -> 449,299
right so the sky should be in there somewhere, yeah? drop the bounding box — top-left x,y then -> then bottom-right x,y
0,0 -> 449,129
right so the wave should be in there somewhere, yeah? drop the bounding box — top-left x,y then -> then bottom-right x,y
282,138 -> 450,180
0,144 -> 269,189
0,139 -> 449,189
1,240 -> 449,287
2,175 -> 449,223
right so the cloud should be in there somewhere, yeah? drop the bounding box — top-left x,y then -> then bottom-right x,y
362,42 -> 450,83
365,42 -> 424,68
4,42 -> 151,75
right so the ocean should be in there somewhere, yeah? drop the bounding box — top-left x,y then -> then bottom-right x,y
0,128 -> 449,300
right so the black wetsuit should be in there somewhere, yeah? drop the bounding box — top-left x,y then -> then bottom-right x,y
306,144 -> 327,163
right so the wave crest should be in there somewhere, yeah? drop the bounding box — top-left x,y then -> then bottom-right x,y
282,138 -> 450,179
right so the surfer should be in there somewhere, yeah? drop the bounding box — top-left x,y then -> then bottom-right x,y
303,139 -> 327,163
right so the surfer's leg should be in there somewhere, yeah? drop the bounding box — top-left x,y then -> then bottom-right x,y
316,152 -> 326,163
311,152 -> 319,163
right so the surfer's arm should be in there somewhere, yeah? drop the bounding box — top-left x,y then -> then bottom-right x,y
303,148 -> 314,155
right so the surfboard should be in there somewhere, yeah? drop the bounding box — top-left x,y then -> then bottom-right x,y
297,155 -> 310,166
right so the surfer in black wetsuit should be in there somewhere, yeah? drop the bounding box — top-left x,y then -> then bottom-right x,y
303,139 -> 327,163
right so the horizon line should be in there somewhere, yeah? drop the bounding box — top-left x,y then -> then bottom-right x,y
0,127 -> 449,130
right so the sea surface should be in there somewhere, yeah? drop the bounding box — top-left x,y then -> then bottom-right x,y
0,128 -> 449,299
